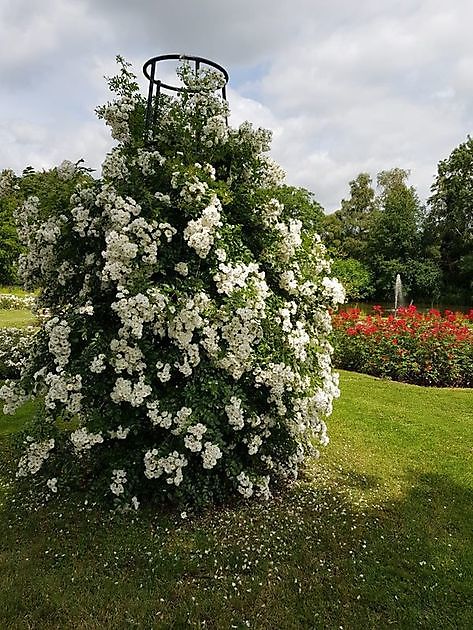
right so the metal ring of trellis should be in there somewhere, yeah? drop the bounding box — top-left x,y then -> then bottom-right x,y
143,54 -> 229,140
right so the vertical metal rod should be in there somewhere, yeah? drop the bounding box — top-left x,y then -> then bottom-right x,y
152,81 -> 161,131
222,85 -> 228,126
145,61 -> 156,138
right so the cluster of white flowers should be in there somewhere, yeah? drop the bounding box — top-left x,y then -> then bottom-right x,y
90,353 -> 106,374
254,362 -> 304,417
236,471 -> 254,498
56,160 -> 77,180
321,276 -> 346,306
201,441 -> 223,469
97,94 -> 138,143
154,191 -> 171,205
279,269 -> 299,294
247,434 -> 263,455
225,396 -> 245,430
0,326 -> 35,380
108,425 -> 130,439
102,148 -> 129,180
70,188 -> 97,238
46,317 -> 71,369
260,198 -> 283,226
133,148 -> 165,175
44,372 -> 83,414
174,262 -> 189,276
15,196 -> 63,288
46,477 -> 58,493
287,321 -> 311,362
156,361 -> 171,383
17,438 -> 55,477
213,261 -> 261,296
110,469 -> 127,496
172,407 -> 193,435
143,450 -> 188,485
0,380 -> 29,415
98,187 -> 177,284
258,155 -> 286,187
70,427 -> 104,453
202,115 -> 228,147
102,230 -> 138,283
183,195 -> 222,258
147,400 -> 172,429
216,276 -> 269,380
196,162 -> 216,180
110,376 -> 152,407
178,174 -> 208,203
0,168 -> 18,196
184,423 -> 207,452
168,293 -> 210,377
111,289 -> 168,339
275,220 -> 303,262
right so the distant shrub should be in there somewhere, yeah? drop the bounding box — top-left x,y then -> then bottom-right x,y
0,294 -> 36,310
0,327 -> 36,379
330,258 -> 374,301
332,305 -> 473,387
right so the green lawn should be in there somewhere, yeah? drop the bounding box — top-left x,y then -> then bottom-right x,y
0,286 -> 33,297
0,309 -> 36,328
0,371 -> 471,629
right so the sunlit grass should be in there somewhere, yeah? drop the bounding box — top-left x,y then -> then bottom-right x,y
0,371 -> 471,629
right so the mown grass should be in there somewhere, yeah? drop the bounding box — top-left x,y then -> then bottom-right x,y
0,372 -> 471,629
0,309 -> 36,328
0,286 -> 33,297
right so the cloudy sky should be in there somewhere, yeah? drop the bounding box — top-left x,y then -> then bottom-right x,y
1,0 -> 472,212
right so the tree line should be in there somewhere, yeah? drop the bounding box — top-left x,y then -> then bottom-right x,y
322,137 -> 472,305
0,137 -> 472,305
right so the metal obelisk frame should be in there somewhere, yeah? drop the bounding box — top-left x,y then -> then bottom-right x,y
142,54 -> 229,142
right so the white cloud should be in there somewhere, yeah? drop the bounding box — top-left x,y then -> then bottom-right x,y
0,0 -> 472,211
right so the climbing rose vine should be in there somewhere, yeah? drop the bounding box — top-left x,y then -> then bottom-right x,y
1,59 -> 344,507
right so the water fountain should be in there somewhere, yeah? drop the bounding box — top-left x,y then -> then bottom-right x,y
394,274 -> 405,313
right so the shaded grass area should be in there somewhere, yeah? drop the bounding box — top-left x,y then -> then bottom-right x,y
0,372 -> 472,629
0,309 -> 36,328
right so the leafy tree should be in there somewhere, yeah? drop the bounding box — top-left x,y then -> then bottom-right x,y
368,168 -> 421,261
427,136 -> 473,300
366,168 -> 425,298
321,173 -> 377,260
0,169 -> 22,284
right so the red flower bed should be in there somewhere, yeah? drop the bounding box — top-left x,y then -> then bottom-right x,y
332,305 -> 473,387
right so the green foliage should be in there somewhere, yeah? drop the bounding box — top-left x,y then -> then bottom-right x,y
321,172 -> 376,260
427,135 -> 473,301
330,258 -> 374,301
365,169 -> 424,298
322,168 -> 452,303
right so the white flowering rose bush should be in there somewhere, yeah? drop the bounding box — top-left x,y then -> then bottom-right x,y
0,327 -> 36,379
1,59 -> 344,508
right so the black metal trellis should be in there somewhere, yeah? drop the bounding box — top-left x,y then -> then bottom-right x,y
143,54 -> 229,140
